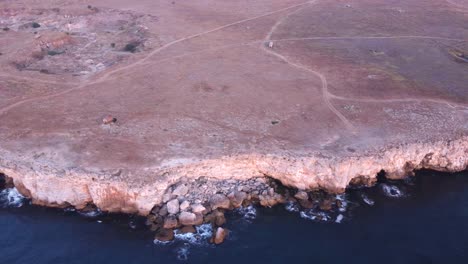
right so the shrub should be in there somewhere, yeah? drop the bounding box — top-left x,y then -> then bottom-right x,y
124,43 -> 138,53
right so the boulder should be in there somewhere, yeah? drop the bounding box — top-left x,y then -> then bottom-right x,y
319,198 -> 333,211
178,225 -> 196,234
172,184 -> 189,196
163,215 -> 178,229
211,227 -> 228,245
167,199 -> 180,215
205,210 -> 226,226
191,203 -> 206,214
179,211 -> 197,226
210,194 -> 231,210
158,204 -> 168,216
154,228 -> 174,242
294,191 -> 309,201
179,200 -> 190,211
228,191 -> 247,208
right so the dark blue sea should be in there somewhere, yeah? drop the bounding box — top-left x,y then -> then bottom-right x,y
0,170 -> 467,264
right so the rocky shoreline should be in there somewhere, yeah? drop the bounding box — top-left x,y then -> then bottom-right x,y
0,136 -> 467,244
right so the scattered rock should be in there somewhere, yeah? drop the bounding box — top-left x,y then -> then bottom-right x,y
167,199 -> 180,215
163,215 -> 178,229
210,194 -> 230,210
211,227 -> 228,245
154,228 -> 174,242
179,200 -> 190,211
179,211 -> 197,226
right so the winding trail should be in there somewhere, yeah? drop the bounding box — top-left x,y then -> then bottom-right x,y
259,0 -> 356,133
0,1 -> 316,117
1,0 -> 467,122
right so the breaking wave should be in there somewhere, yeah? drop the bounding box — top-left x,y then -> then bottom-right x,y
234,205 -> 257,222
0,187 -> 26,208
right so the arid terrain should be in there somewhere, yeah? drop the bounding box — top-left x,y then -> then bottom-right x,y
0,0 -> 467,228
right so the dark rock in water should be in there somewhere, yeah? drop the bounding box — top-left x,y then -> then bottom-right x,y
149,223 -> 159,232
298,199 -> 314,209
179,225 -> 196,234
204,210 -> 226,226
210,227 -> 228,245
319,198 -> 333,211
193,213 -> 204,226
163,215 -> 178,229
210,194 -> 230,210
154,228 -> 174,242
213,210 -> 226,226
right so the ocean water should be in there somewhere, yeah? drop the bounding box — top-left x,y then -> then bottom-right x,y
0,170 -> 467,264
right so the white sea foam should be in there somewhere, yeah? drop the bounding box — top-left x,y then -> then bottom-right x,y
285,201 -> 300,212
300,211 -> 316,220
300,209 -> 331,222
78,208 -> 102,218
335,214 -> 344,223
174,224 -> 213,245
381,184 -> 404,198
235,205 -> 257,221
336,194 -> 348,212
153,239 -> 173,246
361,193 -> 375,206
176,244 -> 190,261
0,187 -> 26,208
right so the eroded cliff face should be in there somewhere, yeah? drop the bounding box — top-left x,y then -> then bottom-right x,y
1,136 -> 466,215
1,0 -> 467,217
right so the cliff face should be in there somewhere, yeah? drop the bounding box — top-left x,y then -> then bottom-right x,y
1,0 -> 467,215
2,137 -> 466,215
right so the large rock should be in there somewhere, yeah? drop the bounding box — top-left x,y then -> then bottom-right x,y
179,200 -> 190,211
179,212 -> 197,226
172,184 -> 189,197
166,199 -> 180,215
210,194 -> 231,210
163,215 -> 178,229
191,203 -> 206,214
211,227 -> 228,245
154,228 -> 174,242
228,191 -> 247,208
178,225 -> 196,234
294,191 -> 309,201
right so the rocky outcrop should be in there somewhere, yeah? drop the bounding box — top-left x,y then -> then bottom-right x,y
0,137 -> 467,216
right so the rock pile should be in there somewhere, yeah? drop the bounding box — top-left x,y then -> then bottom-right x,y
148,176 -> 362,244
149,177 -> 288,244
